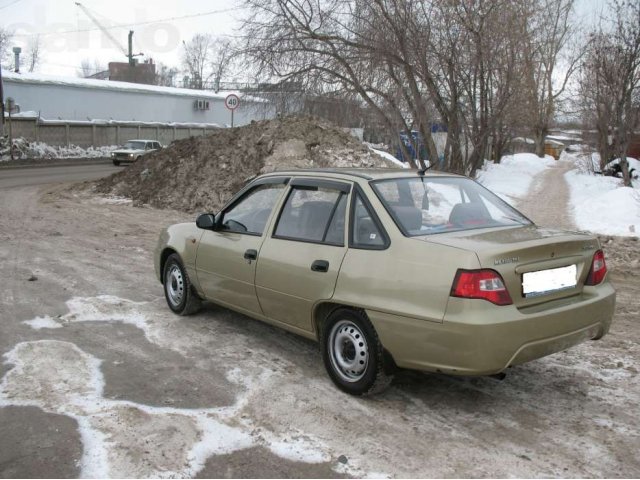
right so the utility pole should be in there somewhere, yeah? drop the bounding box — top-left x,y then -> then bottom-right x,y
0,66 -> 5,134
128,31 -> 136,66
13,47 -> 21,73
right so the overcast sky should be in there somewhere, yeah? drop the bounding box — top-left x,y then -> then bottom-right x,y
1,0 -> 246,77
1,0 -> 607,78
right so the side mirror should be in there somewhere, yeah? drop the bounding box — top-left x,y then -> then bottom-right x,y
196,213 -> 216,230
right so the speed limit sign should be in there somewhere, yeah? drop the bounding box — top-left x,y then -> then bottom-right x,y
225,94 -> 240,110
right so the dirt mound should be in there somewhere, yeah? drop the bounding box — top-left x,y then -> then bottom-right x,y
93,116 -> 397,213
598,235 -> 640,276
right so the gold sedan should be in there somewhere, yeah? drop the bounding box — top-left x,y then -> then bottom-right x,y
154,169 -> 615,395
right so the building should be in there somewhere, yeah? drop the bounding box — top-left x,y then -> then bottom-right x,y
108,61 -> 156,85
2,70 -> 273,126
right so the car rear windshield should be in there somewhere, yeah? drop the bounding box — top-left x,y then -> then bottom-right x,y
371,176 -> 531,236
124,141 -> 146,149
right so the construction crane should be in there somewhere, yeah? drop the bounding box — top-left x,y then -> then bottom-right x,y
75,2 -> 143,66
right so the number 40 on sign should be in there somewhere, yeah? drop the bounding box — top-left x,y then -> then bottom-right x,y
225,94 -> 240,127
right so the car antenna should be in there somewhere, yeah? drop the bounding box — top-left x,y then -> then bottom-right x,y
417,161 -> 434,176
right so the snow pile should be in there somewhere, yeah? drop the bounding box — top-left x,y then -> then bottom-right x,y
93,116 -> 398,213
476,153 -> 555,204
606,157 -> 640,174
366,144 -> 407,168
1,137 -> 114,161
565,170 -> 640,237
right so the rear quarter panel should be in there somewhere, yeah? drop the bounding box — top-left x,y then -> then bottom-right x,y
333,237 -> 480,323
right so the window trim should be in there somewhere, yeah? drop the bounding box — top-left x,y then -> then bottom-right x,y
271,181 -> 350,247
290,177 -> 352,193
349,184 -> 390,250
217,177 -> 290,236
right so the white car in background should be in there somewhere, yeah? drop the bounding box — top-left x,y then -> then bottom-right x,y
111,140 -> 162,166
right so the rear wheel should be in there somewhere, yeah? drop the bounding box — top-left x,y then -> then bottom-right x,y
322,308 -> 393,395
163,253 -> 201,315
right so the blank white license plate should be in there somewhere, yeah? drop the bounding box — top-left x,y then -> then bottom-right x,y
522,264 -> 577,297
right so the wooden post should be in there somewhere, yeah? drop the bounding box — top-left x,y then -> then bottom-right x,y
8,108 -> 13,161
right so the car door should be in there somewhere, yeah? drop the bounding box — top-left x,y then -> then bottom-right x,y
195,177 -> 289,315
255,178 -> 351,332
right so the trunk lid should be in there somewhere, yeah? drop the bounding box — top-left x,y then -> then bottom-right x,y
415,226 -> 600,308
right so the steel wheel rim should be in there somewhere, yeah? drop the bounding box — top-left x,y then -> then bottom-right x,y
165,264 -> 185,307
328,320 -> 369,383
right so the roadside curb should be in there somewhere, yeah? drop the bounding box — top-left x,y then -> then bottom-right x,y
0,158 -> 113,170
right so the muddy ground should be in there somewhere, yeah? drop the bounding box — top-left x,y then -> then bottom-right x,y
0,182 -> 639,478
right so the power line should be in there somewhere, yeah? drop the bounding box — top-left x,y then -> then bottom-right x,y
11,5 -> 246,37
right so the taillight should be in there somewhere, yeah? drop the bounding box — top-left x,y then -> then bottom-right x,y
585,249 -> 607,286
451,269 -> 513,306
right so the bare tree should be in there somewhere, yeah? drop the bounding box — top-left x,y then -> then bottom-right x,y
155,62 -> 179,87
25,35 -> 42,73
521,0 -> 583,157
241,0 -> 534,174
580,0 -> 640,186
77,58 -> 107,78
0,27 -> 13,68
181,34 -> 235,90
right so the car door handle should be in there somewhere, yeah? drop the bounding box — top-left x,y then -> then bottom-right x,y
311,260 -> 329,272
244,249 -> 258,260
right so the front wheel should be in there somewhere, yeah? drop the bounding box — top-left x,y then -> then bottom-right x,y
163,253 -> 201,315
112,160 -> 120,166
322,308 -> 393,395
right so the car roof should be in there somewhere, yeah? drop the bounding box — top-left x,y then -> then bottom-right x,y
125,139 -> 158,143
259,167 -> 463,181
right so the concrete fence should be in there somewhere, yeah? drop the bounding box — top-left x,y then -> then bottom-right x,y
3,116 -> 220,148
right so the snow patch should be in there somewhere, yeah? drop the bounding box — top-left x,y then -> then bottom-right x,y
476,153 -> 555,205
89,196 -> 133,206
1,137 -> 116,162
0,339 -> 335,478
13,299 -> 372,476
268,434 -> 331,464
565,170 -> 640,237
367,145 -> 408,168
22,315 -> 62,330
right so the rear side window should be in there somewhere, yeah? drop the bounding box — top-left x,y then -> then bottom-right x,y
351,192 -> 386,248
275,187 -> 347,245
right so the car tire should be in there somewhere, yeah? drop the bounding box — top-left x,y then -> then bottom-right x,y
322,308 -> 393,395
113,160 -> 120,166
163,253 -> 202,315
136,156 -> 141,161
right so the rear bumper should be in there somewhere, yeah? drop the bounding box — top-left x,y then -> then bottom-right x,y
367,282 -> 615,375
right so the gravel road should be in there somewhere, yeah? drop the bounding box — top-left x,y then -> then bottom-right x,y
0,165 -> 638,478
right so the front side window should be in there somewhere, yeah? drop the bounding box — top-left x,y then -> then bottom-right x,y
371,176 -> 531,236
275,186 -> 347,245
222,183 -> 286,235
